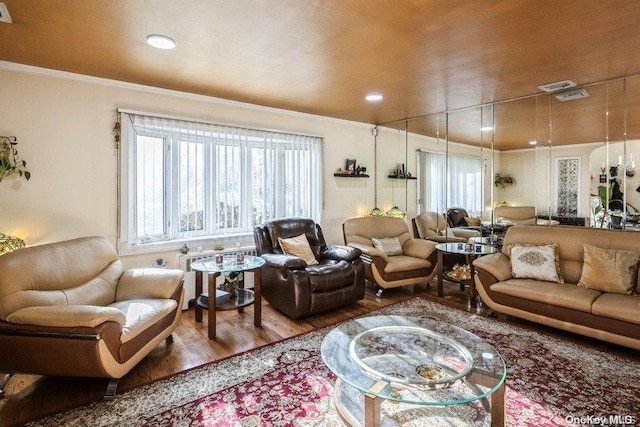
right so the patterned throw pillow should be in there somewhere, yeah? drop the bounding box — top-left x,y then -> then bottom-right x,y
278,234 -> 319,266
371,237 -> 403,256
510,243 -> 563,283
578,244 -> 640,295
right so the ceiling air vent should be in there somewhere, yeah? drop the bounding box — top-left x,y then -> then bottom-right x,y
0,2 -> 11,24
537,80 -> 577,93
554,89 -> 590,102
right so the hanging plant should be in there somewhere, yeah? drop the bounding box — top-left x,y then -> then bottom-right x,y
494,173 -> 514,189
0,136 -> 31,183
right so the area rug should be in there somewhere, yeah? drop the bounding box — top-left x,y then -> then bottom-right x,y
27,298 -> 640,426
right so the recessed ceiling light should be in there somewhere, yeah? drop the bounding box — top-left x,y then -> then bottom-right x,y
365,94 -> 383,102
529,140 -> 537,145
146,34 -> 176,50
481,126 -> 494,131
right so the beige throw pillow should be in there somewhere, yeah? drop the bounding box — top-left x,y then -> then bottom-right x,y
578,244 -> 640,295
371,237 -> 403,256
464,216 -> 482,226
278,234 -> 319,266
510,243 -> 563,283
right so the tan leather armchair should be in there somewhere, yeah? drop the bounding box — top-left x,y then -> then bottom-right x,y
0,236 -> 184,399
494,206 -> 559,225
343,216 -> 437,296
253,218 -> 365,319
412,212 -> 481,243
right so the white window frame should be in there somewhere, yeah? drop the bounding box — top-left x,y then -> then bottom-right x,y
117,110 -> 323,255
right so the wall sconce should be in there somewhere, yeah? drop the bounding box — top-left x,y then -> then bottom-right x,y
0,233 -> 25,254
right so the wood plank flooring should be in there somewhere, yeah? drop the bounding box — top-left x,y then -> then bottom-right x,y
0,280 -> 636,427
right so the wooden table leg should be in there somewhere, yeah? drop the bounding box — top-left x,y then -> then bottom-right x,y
253,267 -> 261,327
195,270 -> 203,322
491,381 -> 505,427
437,250 -> 444,297
468,254 -> 477,307
207,272 -> 220,339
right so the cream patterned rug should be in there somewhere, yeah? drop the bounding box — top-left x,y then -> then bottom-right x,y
28,298 -> 640,426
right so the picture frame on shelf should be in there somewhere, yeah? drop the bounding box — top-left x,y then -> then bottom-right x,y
345,158 -> 356,173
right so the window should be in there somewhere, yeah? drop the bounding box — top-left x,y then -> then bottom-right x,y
417,151 -> 483,214
118,111 -> 323,254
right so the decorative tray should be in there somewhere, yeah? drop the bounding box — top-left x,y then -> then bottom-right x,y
349,326 -> 474,390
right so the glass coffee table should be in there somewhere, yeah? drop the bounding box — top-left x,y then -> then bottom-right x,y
191,255 -> 265,339
321,315 -> 506,427
435,242 -> 498,306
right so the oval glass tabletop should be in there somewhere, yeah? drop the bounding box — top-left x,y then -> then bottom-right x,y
321,315 -> 506,407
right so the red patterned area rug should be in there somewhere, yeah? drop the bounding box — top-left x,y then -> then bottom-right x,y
28,298 -> 640,426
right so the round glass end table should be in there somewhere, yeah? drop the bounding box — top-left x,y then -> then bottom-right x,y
191,255 -> 265,339
321,315 -> 506,426
435,242 -> 498,306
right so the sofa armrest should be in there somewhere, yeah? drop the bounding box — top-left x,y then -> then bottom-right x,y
348,243 -> 390,262
472,253 -> 512,281
260,253 -> 308,269
6,305 -> 125,328
321,245 -> 362,262
451,228 -> 482,239
116,268 -> 184,301
402,239 -> 437,259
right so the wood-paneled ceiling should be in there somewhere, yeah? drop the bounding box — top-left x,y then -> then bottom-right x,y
3,0 -> 640,150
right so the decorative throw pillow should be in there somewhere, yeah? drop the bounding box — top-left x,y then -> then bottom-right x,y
577,244 -> 640,295
371,237 -> 403,256
464,216 -> 482,226
510,243 -> 563,283
278,234 -> 319,266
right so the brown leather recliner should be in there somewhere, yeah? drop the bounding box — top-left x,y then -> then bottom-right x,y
253,218 -> 365,319
0,236 -> 184,399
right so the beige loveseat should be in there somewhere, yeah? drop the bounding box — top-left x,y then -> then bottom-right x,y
494,206 -> 559,226
0,236 -> 184,398
343,217 -> 437,296
473,226 -> 640,350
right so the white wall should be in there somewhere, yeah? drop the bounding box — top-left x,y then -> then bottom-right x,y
0,63 -> 374,268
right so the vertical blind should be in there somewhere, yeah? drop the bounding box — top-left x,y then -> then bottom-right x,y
120,111 -> 323,245
418,151 -> 483,214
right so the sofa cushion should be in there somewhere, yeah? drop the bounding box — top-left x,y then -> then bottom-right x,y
578,244 -> 640,295
278,234 -> 319,266
110,299 -> 177,344
372,237 -> 403,256
592,293 -> 640,325
464,216 -> 482,226
383,255 -> 431,273
491,279 -> 601,312
510,243 -> 563,283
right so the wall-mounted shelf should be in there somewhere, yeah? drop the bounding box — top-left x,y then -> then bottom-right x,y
334,173 -> 369,178
388,175 -> 416,180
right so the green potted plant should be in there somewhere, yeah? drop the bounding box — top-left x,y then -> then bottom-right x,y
0,136 -> 31,183
494,173 -> 514,189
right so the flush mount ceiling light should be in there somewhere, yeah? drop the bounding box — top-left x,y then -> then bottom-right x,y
481,126 -> 494,131
146,34 -> 176,50
529,140 -> 537,145
538,80 -> 576,93
365,93 -> 383,102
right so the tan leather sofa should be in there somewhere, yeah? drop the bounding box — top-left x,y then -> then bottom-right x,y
412,212 -> 481,243
494,206 -> 559,226
0,236 -> 184,398
343,216 -> 437,296
473,226 -> 640,350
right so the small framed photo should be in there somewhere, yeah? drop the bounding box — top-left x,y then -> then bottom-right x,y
345,158 -> 356,172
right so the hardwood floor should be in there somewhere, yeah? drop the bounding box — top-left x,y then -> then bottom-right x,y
0,280 -> 636,427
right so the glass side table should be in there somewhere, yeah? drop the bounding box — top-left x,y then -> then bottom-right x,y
435,242 -> 498,306
191,255 -> 265,339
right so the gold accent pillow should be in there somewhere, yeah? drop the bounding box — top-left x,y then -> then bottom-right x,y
578,244 -> 640,295
464,216 -> 482,226
510,243 -> 563,283
278,234 -> 319,266
371,237 -> 403,256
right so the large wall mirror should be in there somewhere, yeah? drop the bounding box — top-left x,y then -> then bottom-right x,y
373,75 -> 640,232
